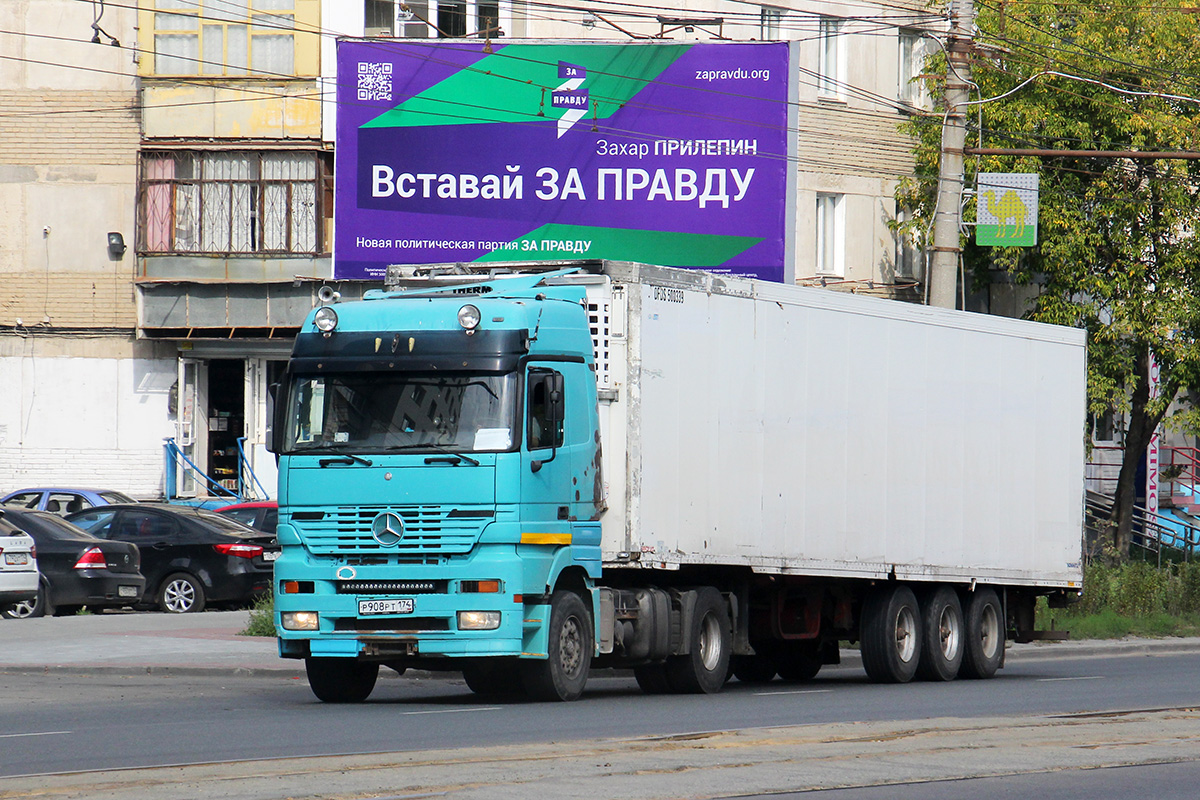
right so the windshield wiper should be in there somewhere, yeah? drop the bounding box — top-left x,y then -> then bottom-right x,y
318,453 -> 374,468
386,443 -> 481,467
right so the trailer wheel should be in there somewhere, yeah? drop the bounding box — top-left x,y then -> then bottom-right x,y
633,663 -> 673,694
916,586 -> 964,681
775,642 -> 822,683
665,588 -> 732,694
960,587 -> 1004,679
732,654 -> 778,683
860,585 -> 922,683
305,658 -> 379,703
521,591 -> 592,701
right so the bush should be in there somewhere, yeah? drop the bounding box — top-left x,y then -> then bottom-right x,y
240,593 -> 276,637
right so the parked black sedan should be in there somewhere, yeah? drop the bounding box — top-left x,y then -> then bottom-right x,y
66,504 -> 279,613
0,508 -> 145,619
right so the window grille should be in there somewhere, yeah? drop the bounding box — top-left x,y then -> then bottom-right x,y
139,150 -> 330,256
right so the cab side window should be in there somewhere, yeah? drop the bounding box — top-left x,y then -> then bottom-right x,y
527,369 -> 565,450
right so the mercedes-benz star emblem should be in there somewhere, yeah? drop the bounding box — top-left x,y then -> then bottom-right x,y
371,512 -> 405,547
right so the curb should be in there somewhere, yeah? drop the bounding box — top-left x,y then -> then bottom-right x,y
4,638 -> 1199,680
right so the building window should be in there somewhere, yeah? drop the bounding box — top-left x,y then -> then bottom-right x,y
816,193 -> 845,276
818,16 -> 845,98
152,0 -> 296,76
895,205 -> 924,280
364,0 -> 504,38
760,7 -> 782,40
140,151 -> 330,256
899,29 -> 933,110
366,0 -> 435,37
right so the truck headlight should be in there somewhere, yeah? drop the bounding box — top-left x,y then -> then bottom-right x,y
457,304 -> 481,331
313,306 -> 338,333
457,611 -> 501,630
281,611 -> 319,631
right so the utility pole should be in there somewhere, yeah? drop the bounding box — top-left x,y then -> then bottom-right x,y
929,0 -> 975,309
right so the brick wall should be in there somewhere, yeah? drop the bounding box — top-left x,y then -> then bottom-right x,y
0,447 -> 165,499
0,90 -> 141,329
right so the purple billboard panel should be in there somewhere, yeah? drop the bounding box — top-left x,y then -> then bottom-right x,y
335,41 -> 791,281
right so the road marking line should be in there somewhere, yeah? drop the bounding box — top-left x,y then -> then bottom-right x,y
753,689 -> 835,696
0,731 -> 71,739
401,707 -> 502,716
1037,676 -> 1103,682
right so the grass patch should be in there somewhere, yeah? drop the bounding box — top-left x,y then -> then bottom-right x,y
240,593 -> 276,637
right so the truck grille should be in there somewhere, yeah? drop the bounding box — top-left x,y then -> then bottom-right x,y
295,506 -> 484,556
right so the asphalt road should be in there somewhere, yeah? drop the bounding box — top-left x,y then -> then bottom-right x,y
4,642 -> 1200,799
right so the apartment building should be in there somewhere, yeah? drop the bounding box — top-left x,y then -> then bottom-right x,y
0,0 -> 935,497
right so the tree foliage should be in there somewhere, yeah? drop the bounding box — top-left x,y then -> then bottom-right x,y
898,0 -> 1200,562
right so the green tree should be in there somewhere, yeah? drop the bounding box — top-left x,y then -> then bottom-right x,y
897,1 -> 1200,562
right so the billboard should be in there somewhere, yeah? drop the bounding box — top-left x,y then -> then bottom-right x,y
335,41 -> 793,281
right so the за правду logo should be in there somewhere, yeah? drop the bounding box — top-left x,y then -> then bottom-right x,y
552,61 -> 589,138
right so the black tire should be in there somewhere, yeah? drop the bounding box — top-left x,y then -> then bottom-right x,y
158,573 -> 205,613
960,587 -> 1004,679
732,654 -> 778,684
775,643 -> 822,683
917,586 -> 964,682
462,660 -> 525,697
860,585 -> 922,683
633,663 -> 673,694
305,657 -> 379,703
521,590 -> 593,702
664,588 -> 732,694
52,605 -> 82,617
1,582 -> 49,619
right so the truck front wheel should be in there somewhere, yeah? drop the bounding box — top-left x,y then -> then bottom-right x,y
665,588 -> 732,694
521,591 -> 593,701
305,657 -> 379,703
861,585 -> 922,683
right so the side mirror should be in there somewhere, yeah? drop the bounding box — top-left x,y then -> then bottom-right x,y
531,372 -> 565,473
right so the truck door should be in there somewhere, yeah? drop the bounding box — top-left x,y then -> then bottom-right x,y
522,367 -> 571,524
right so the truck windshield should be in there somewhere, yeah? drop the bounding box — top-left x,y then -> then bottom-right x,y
283,372 -> 518,454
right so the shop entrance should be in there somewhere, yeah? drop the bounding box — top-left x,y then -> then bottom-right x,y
173,355 -> 287,500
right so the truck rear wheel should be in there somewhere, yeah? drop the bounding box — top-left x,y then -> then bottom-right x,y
732,654 -> 778,683
521,590 -> 592,701
305,657 -> 379,703
960,587 -> 1004,679
861,585 -> 922,683
917,586 -> 964,681
775,642 -> 822,683
665,588 -> 731,694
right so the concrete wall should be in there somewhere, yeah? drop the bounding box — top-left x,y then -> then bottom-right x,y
0,337 -> 177,498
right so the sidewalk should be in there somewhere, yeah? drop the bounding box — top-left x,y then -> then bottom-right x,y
2,609 -> 1200,678
0,610 -> 301,677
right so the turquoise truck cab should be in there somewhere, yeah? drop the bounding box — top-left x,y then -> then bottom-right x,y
270,269 -> 605,701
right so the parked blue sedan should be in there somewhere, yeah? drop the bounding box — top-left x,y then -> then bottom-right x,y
1,488 -> 137,516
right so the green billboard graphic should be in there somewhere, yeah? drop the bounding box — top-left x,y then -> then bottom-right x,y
977,173 -> 1039,247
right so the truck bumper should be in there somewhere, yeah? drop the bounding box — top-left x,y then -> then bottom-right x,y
274,543 -> 546,662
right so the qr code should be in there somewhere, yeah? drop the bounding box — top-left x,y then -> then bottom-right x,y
357,62 -> 393,102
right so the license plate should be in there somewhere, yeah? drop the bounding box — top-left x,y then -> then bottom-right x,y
262,551 -> 280,562
4,553 -> 29,566
359,598 -> 414,616
118,585 -> 139,598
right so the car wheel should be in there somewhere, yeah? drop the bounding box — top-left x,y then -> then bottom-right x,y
1,582 -> 49,619
159,573 -> 206,613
